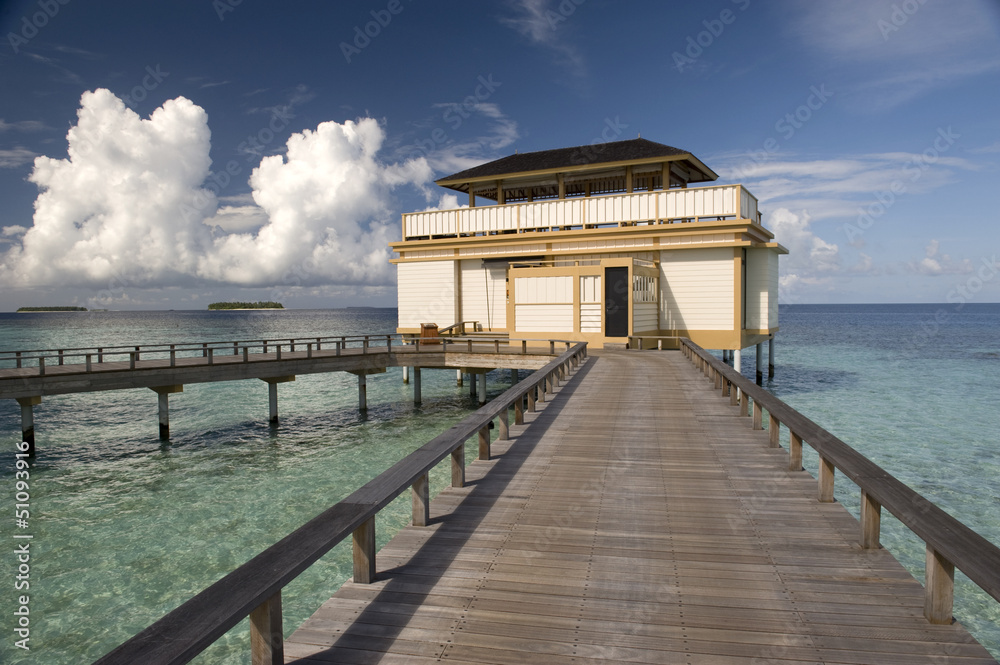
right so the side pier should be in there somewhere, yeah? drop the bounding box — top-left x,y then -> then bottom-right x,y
0,334 -> 569,453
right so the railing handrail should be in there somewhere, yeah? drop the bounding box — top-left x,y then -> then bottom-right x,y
0,335 -> 581,378
0,333 -> 399,359
680,338 -> 1000,615
91,342 -> 587,665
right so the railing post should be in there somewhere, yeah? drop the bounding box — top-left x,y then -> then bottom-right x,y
170,345 -> 176,367
15,351 -> 21,368
363,338 -> 369,354
860,490 -> 881,549
97,347 -> 103,363
202,342 -> 208,358
290,339 -> 296,353
729,380 -> 738,405
249,591 -> 283,665
521,340 -> 527,354
467,339 -> 472,353
207,348 -> 214,365
243,346 -> 249,362
494,339 -> 499,353
549,340 -> 555,354
537,380 -> 545,403
129,352 -> 135,370
527,386 -> 536,412
818,455 -> 835,502
307,343 -> 313,359
316,337 -> 322,351
752,400 -> 763,430
85,353 -> 92,372
768,414 -> 780,448
498,407 -> 509,441
478,426 -> 491,460
352,517 -> 376,584
233,342 -> 239,356
58,349 -> 64,365
276,344 -> 282,361
514,394 -> 524,425
451,443 -> 465,487
411,473 -> 429,527
336,341 -> 341,356
924,545 -> 955,625
739,391 -> 748,417
789,431 -> 803,471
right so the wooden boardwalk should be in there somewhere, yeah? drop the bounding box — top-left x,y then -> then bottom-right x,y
284,350 -> 996,665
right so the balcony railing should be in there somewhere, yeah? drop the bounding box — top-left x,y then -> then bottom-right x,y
402,184 -> 761,240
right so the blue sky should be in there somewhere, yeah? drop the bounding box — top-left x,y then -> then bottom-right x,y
0,0 -> 998,310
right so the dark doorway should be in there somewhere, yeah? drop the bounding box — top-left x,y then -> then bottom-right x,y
604,267 -> 629,337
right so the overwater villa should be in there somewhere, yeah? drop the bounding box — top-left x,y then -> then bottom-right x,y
391,138 -> 786,364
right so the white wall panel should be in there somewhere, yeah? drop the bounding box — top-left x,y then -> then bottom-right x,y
515,304 -> 573,332
514,276 -> 573,304
633,303 -> 658,333
580,303 -> 602,333
397,261 -> 456,328
460,260 -> 507,330
659,248 -> 734,331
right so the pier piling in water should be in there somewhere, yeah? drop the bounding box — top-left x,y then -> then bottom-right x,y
768,336 -> 775,379
262,376 -> 295,423
413,368 -> 421,405
16,396 -> 40,457
755,342 -> 764,385
151,385 -> 183,440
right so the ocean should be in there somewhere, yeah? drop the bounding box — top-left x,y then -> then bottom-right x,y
1,304 -> 997,663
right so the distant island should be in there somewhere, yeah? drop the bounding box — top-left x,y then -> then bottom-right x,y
17,306 -> 88,312
207,301 -> 284,310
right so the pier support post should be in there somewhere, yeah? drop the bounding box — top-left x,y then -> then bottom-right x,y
358,373 -> 367,411
249,591 -> 283,665
734,348 -> 741,374
402,366 -> 409,384
411,473 -> 429,527
755,342 -> 764,385
469,372 -> 477,397
768,336 -> 775,379
150,385 -> 183,440
261,376 -> 295,424
16,396 -> 41,457
511,368 -> 518,384
456,369 -> 463,387
413,368 -> 421,405
477,372 -> 487,405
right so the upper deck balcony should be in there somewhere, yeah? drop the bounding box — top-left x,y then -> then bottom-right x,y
401,183 -> 761,241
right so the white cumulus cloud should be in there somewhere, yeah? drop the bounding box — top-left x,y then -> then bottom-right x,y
0,90 -> 433,293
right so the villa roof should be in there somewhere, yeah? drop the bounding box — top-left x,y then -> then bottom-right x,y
436,138 -> 718,187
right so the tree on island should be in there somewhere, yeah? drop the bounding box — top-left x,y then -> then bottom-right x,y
207,301 -> 284,310
17,306 -> 88,312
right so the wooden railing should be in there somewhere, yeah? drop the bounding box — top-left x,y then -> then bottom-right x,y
680,339 -> 1000,626
91,342 -> 588,665
0,333 -> 567,377
437,321 -> 482,335
401,184 -> 762,239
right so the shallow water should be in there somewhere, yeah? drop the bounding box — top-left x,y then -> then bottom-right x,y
1,305 -> 998,663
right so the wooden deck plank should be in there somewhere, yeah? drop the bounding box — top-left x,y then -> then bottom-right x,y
285,350 -> 997,664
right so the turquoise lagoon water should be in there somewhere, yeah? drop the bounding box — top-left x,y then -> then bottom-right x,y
0,305 -> 998,663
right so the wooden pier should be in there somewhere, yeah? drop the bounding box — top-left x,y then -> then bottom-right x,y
89,341 -> 1000,665
284,349 -> 996,664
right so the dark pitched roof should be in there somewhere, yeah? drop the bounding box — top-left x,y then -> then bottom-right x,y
437,138 -> 695,184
